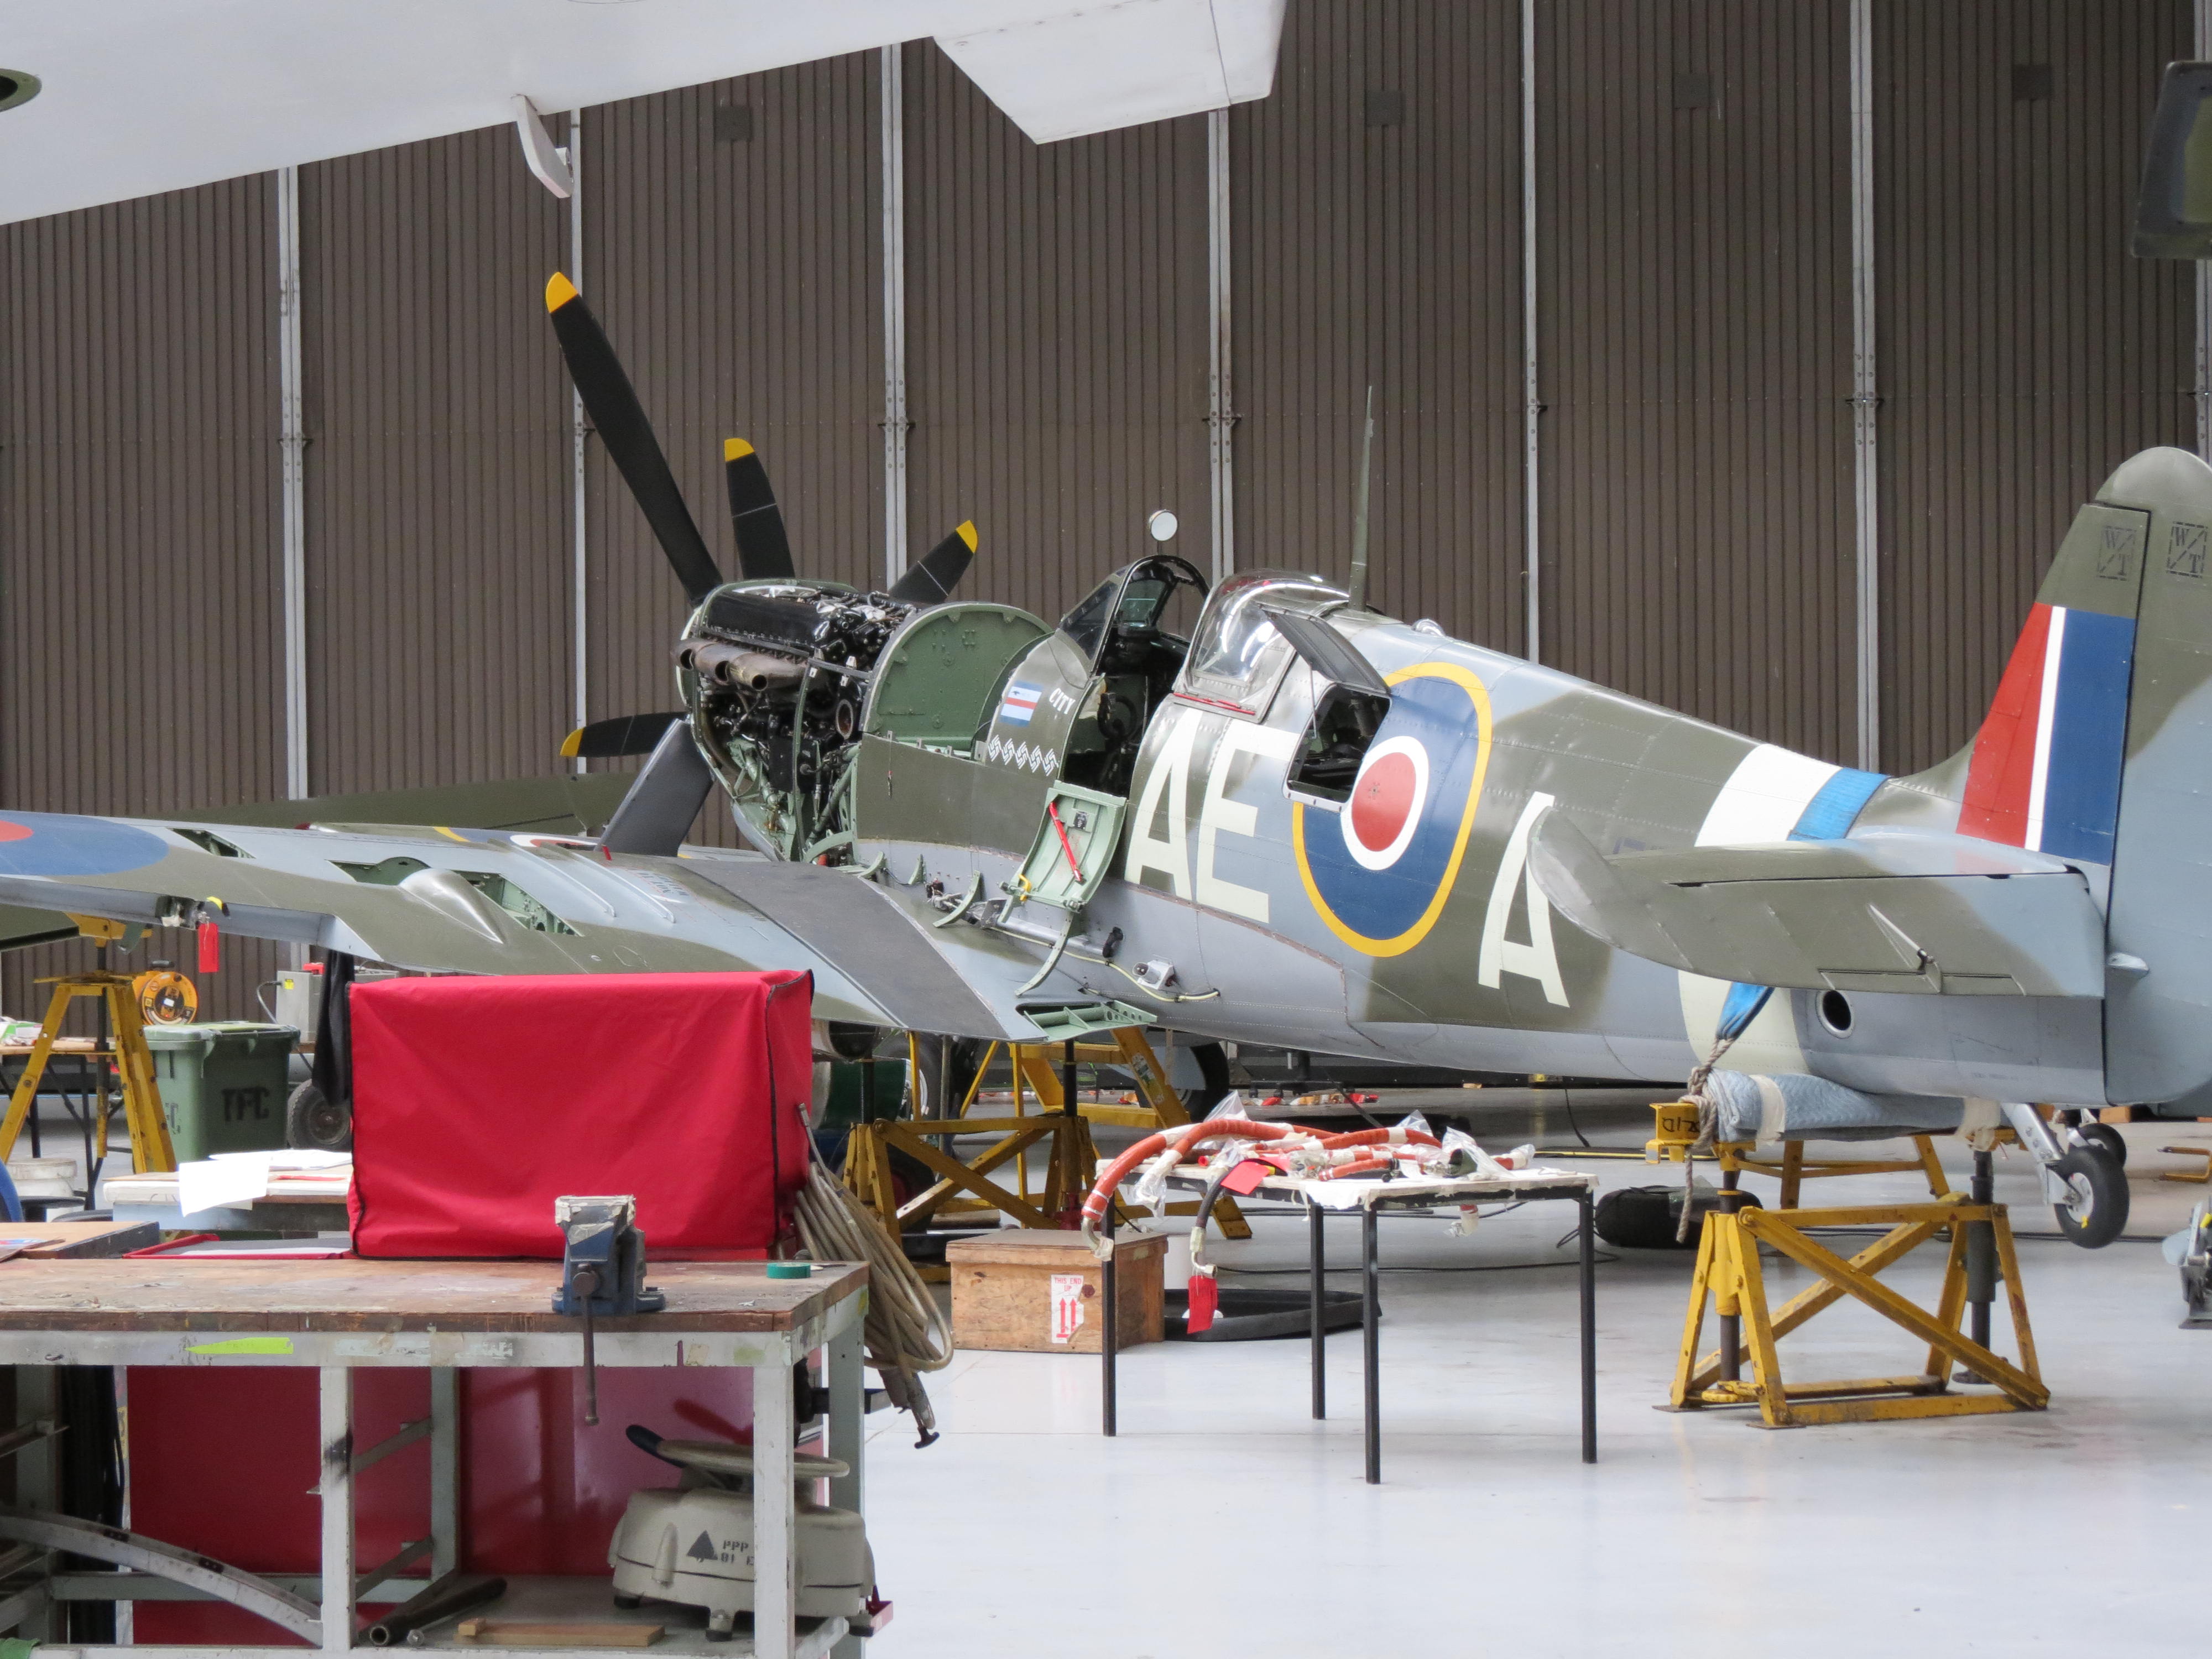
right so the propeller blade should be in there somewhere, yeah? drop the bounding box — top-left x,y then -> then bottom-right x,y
544,273 -> 724,606
560,712 -> 686,761
723,439 -> 797,580
601,721 -> 716,857
888,521 -> 977,606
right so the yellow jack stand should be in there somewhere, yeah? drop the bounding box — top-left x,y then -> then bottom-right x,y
1668,1193 -> 2046,1427
843,1027 -> 1249,1238
0,938 -> 178,1176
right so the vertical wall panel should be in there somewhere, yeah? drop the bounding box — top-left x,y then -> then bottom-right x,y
1233,0 -> 1526,649
585,59 -> 880,843
301,129 -> 571,794
1542,0 -> 1856,760
904,41 -> 1210,629
1,177 -> 283,1020
1877,0 -> 2194,773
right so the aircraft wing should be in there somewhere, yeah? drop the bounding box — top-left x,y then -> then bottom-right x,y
0,810 -> 1067,1039
0,775 -> 640,956
0,0 -> 1288,226
1530,810 -> 2107,998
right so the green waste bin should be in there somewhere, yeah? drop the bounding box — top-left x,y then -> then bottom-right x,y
816,1057 -> 909,1134
143,1022 -> 300,1162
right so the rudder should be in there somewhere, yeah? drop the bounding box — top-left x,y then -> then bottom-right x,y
1913,446 -> 2212,1104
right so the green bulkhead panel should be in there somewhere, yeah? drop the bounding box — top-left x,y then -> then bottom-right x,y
864,603 -> 1050,750
1010,783 -> 1126,914
854,602 -> 1053,853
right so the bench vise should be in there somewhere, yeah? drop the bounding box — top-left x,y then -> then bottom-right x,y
553,1196 -> 664,1424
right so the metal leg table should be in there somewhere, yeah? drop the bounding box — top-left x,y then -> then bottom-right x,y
1115,1171 -> 1600,1481
1313,1185 -> 1599,1483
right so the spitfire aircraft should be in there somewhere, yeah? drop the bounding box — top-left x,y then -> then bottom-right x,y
2,270 -> 2203,1249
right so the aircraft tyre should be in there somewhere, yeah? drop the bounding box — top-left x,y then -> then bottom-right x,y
2076,1121 -> 2128,1165
1188,1042 -> 1232,1117
2048,1147 -> 2127,1248
286,1078 -> 354,1153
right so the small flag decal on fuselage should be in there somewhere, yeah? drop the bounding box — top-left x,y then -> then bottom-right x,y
1960,601 -> 2136,864
999,684 -> 1042,726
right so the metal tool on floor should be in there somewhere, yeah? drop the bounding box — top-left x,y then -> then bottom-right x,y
0,917 -> 178,1177
551,1196 -> 663,1425
608,1425 -> 881,1640
2160,1144 -> 2212,1183
362,1569 -> 508,1646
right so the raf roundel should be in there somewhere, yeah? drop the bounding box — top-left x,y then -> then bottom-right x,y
0,812 -> 170,879
1340,737 -> 1430,871
1293,661 -> 1494,957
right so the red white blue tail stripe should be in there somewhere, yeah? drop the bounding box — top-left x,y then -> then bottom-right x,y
998,683 -> 1041,726
1960,602 -> 2136,864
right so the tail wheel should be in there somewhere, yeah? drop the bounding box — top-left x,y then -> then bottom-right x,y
2050,1147 -> 2128,1248
286,1079 -> 353,1153
2077,1121 -> 2128,1165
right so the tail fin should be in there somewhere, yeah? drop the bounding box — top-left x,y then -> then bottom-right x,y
1932,446 -> 2212,1103
1953,496 -> 2146,863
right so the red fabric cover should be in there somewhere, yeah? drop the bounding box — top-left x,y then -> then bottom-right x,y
348,971 -> 812,1260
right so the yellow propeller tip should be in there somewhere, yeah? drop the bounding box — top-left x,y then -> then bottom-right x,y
724,437 -> 754,461
957,520 -> 978,551
559,727 -> 585,759
545,272 -> 580,312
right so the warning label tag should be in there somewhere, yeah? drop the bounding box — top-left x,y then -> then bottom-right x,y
1048,1272 -> 1087,1344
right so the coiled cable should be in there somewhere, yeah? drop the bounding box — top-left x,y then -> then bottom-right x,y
791,1159 -> 954,1447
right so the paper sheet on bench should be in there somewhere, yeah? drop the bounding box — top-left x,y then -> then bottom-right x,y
176,1150 -> 350,1219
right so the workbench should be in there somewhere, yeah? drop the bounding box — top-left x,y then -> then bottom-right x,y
0,1256 -> 870,1659
1107,1166 -> 1598,1482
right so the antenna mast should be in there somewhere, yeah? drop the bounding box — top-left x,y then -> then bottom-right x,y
1348,385 -> 1376,609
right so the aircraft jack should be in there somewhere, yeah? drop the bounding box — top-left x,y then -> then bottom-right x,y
1667,1160 -> 2047,1428
0,922 -> 179,1176
843,1027 -> 1250,1247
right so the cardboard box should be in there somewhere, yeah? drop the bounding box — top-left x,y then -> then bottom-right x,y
945,1228 -> 1165,1354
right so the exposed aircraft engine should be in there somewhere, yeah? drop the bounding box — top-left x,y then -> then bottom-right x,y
679,583 -> 917,855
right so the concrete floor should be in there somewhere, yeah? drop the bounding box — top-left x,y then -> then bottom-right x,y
863,1114 -> 2211,1656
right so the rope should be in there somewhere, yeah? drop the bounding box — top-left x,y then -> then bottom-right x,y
1674,1029 -> 1746,1243
790,1159 -> 954,1448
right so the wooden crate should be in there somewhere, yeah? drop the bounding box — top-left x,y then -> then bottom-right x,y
945,1229 -> 1165,1354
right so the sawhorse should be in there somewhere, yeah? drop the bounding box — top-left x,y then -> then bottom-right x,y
1668,1193 -> 2046,1427
0,961 -> 177,1176
843,1027 -> 1249,1237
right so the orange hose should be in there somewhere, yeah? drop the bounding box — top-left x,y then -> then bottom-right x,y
1317,1154 -> 1392,1181
1081,1119 -> 1296,1228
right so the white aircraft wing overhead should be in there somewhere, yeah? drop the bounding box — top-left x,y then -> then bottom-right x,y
0,0 -> 1288,226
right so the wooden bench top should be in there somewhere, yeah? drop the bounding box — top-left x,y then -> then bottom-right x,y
0,1257 -> 867,1334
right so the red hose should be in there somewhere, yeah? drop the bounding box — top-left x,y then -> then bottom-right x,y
1081,1119 -> 1295,1229
1317,1154 -> 1392,1181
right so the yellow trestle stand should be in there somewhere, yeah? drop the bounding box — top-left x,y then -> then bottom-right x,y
0,919 -> 178,1176
1651,1105 -> 2046,1427
1667,1189 -> 2047,1426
